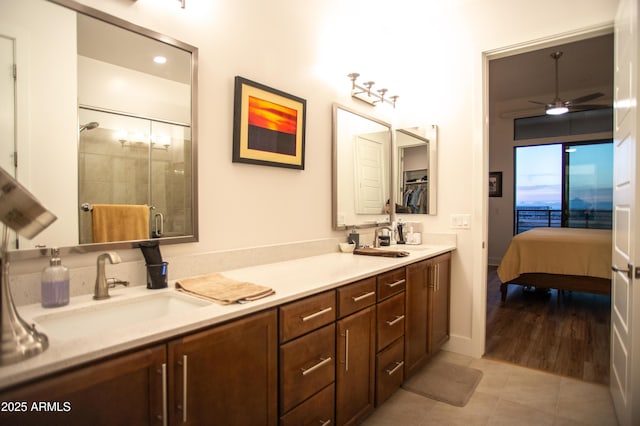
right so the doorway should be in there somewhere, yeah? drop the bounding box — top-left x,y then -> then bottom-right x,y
484,31 -> 614,383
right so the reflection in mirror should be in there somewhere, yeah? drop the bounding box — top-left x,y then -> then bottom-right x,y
1,0 -> 198,259
78,108 -> 192,243
332,104 -> 392,230
395,126 -> 437,215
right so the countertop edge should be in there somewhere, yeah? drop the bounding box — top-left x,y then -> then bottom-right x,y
0,245 -> 455,391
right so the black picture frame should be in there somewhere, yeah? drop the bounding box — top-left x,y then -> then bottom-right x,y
232,76 -> 306,169
489,171 -> 503,197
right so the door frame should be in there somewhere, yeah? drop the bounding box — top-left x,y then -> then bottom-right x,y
481,23 -> 614,355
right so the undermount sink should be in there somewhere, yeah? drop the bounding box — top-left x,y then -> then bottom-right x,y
33,291 -> 210,341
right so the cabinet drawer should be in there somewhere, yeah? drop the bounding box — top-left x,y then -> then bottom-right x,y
377,292 -> 405,351
279,290 -> 336,343
337,276 -> 377,318
280,323 -> 336,413
376,337 -> 404,406
279,383 -> 334,426
377,267 -> 406,301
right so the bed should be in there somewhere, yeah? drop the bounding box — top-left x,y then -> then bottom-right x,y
497,227 -> 612,302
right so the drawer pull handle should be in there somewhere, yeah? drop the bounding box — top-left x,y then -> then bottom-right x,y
344,329 -> 350,371
182,355 -> 188,423
352,291 -> 376,302
319,420 -> 331,426
386,315 -> 405,326
301,357 -> 332,376
386,361 -> 404,376
301,307 -> 333,322
160,363 -> 167,426
386,279 -> 405,288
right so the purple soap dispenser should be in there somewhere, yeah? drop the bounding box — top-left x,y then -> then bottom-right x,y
41,248 -> 70,308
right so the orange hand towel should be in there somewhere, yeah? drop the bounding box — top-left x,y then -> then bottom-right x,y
91,204 -> 149,243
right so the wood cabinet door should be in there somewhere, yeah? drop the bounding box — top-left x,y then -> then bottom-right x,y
280,383 -> 335,426
429,253 -> 451,354
335,306 -> 375,426
404,259 -> 429,379
280,323 -> 335,414
279,291 -> 336,343
376,292 -> 405,352
375,337 -> 404,406
168,309 -> 278,426
0,345 -> 166,426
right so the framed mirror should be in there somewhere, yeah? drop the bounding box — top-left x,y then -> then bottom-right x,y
395,126 -> 437,215
332,104 -> 392,230
1,0 -> 198,259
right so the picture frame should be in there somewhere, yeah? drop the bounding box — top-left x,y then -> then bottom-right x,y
489,171 -> 503,197
232,76 -> 306,169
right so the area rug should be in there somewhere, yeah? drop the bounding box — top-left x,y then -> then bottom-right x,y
402,361 -> 483,407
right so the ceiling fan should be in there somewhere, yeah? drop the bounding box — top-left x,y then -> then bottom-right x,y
530,51 -> 607,115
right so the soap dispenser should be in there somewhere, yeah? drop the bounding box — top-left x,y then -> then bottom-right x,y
41,247 -> 70,308
347,227 -> 360,248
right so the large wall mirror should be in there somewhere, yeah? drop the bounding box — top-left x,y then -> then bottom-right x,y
332,104 -> 392,230
1,0 -> 198,259
395,126 -> 437,215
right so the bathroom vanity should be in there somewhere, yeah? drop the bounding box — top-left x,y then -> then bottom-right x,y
0,245 -> 453,425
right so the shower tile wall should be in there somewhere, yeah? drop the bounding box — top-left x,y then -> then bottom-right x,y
78,127 -> 192,243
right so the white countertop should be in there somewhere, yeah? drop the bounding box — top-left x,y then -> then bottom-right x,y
0,244 -> 454,390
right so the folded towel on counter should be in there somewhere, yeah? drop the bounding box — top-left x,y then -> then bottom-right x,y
353,248 -> 410,258
175,272 -> 275,305
92,204 -> 149,243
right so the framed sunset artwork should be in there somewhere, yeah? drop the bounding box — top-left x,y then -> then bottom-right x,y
232,77 -> 306,169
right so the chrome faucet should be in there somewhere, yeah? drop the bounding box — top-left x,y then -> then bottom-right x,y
373,226 -> 394,248
94,252 -> 125,300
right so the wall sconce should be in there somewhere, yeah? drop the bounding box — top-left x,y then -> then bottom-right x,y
348,73 -> 398,108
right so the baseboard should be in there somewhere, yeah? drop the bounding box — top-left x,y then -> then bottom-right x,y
441,334 -> 484,359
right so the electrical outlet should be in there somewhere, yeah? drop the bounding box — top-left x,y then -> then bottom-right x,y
450,214 -> 471,229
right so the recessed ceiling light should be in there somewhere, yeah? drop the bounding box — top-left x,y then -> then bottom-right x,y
153,56 -> 167,64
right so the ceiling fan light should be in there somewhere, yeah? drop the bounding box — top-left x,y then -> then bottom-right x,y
546,105 -> 568,115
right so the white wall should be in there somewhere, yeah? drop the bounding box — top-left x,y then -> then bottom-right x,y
78,56 -> 191,124
0,1 -> 78,248
14,0 -> 619,358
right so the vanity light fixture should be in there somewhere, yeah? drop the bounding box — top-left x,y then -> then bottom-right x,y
116,130 -> 171,150
348,73 -> 398,108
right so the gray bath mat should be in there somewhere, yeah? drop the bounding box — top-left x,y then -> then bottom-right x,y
402,361 -> 483,407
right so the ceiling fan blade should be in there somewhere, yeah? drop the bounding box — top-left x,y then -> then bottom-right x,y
568,92 -> 604,105
567,104 -> 611,111
528,100 -> 549,106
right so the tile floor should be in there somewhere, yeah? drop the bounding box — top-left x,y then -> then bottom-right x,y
363,350 -> 618,426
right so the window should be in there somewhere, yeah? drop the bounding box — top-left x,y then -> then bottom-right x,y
514,140 -> 612,233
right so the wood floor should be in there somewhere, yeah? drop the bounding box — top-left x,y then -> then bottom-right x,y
485,266 -> 611,385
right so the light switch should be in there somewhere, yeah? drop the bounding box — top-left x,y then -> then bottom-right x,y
450,214 -> 471,229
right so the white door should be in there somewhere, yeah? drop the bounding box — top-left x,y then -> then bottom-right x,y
354,135 -> 385,214
610,0 -> 639,424
0,35 -> 15,176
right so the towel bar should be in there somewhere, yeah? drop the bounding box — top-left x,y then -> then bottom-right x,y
81,203 -> 155,212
